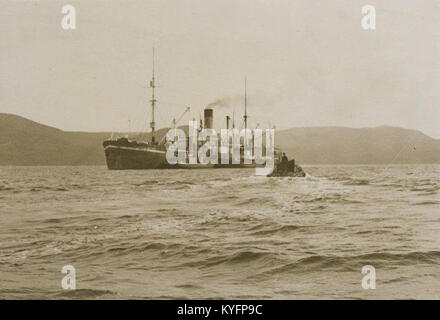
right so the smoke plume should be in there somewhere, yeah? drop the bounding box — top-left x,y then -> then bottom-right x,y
205,95 -> 244,109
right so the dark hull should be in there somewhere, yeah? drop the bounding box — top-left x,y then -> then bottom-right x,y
104,145 -> 167,169
104,145 -> 264,170
103,135 -> 267,170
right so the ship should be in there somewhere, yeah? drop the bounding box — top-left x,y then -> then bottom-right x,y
103,49 -> 167,169
103,51 -> 268,170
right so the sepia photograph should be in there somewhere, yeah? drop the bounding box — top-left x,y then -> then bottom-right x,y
0,0 -> 439,307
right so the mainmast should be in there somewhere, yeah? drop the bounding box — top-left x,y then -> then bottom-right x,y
243,77 -> 248,129
150,48 -> 157,144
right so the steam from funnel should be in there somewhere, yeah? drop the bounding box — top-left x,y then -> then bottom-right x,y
206,95 -> 243,109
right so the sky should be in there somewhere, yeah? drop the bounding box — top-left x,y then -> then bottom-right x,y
1,0 -> 439,138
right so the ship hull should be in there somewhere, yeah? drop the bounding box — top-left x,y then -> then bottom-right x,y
104,145 -> 263,170
104,145 -> 167,170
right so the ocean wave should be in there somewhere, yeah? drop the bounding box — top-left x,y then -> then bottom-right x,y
342,179 -> 370,186
29,186 -> 68,192
262,250 -> 440,275
54,288 -> 115,299
237,197 -> 274,207
0,185 -> 14,192
221,251 -> 275,264
412,200 -> 440,206
176,250 -> 279,269
133,180 -> 159,186
248,224 -> 304,236
410,186 -> 439,194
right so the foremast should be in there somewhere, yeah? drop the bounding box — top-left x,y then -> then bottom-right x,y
150,48 -> 157,145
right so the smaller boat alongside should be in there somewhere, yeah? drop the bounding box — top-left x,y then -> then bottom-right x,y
267,153 -> 306,177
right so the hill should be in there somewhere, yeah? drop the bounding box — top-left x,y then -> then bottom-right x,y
276,126 -> 440,164
0,114 -> 109,165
